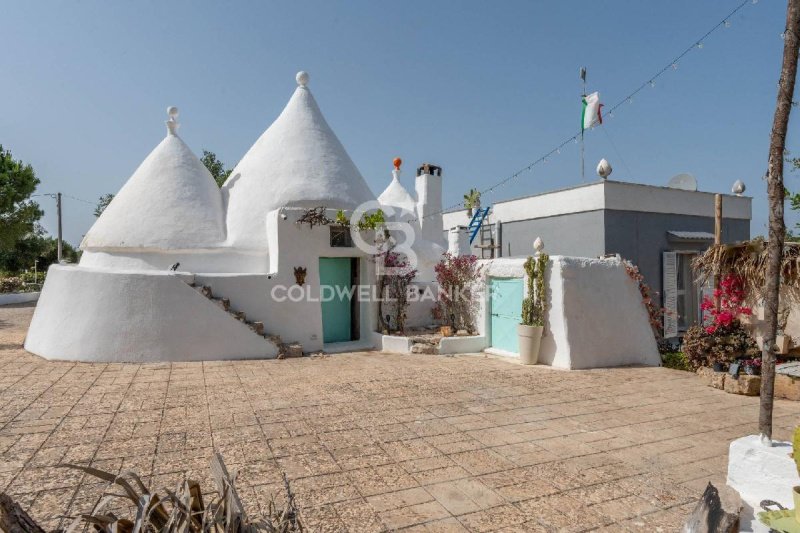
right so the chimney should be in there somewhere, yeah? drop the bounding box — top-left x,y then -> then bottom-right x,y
415,163 -> 444,245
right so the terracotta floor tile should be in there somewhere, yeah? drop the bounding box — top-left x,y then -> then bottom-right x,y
2,303 -> 799,532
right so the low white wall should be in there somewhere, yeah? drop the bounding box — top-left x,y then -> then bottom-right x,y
0,292 -> 40,305
373,332 -> 414,353
439,335 -> 486,354
477,255 -> 659,369
727,435 -> 799,533
25,265 -> 278,362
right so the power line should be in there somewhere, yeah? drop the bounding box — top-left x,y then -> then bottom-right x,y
415,0 -> 754,222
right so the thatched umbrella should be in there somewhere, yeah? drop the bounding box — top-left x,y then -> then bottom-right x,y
692,238 -> 800,304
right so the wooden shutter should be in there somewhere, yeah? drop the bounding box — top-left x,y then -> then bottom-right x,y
663,252 -> 678,338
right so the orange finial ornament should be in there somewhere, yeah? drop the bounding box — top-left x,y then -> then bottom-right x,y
393,157 -> 402,170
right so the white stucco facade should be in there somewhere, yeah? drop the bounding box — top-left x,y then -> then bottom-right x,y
26,71 -> 662,367
476,255 -> 660,369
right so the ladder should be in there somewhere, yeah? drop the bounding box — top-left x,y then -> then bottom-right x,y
468,207 -> 490,244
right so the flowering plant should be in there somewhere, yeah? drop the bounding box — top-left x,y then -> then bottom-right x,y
700,274 -> 752,334
376,251 -> 417,333
742,358 -> 762,368
623,260 -> 665,338
432,253 -> 482,332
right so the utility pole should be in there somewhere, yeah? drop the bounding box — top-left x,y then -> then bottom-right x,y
580,67 -> 587,182
56,192 -> 63,263
760,0 -> 800,444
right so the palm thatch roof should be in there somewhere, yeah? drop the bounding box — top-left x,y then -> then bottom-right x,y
692,237 -> 800,302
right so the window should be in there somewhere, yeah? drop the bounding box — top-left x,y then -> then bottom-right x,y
330,226 -> 353,248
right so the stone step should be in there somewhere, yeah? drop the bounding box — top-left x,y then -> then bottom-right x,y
411,343 -> 438,355
279,342 -> 303,359
194,285 -> 213,299
213,297 -> 230,311
249,321 -> 264,335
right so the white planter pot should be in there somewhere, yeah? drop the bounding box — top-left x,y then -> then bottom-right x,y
517,324 -> 543,365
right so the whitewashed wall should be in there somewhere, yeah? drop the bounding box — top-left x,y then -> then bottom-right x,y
25,265 -> 279,362
477,255 -> 660,369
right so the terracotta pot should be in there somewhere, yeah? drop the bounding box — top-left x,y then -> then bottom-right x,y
518,324 -> 543,365
440,325 -> 454,337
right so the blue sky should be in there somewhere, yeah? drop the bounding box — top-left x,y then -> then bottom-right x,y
2,0 -> 797,246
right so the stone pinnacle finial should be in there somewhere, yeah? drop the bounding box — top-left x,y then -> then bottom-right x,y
166,106 -> 179,135
296,71 -> 309,87
533,237 -> 544,254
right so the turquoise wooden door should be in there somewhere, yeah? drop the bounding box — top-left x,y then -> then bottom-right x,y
319,258 -> 352,343
489,277 -> 523,353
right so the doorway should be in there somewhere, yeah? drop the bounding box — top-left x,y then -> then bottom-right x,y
489,277 -> 523,354
319,257 -> 359,343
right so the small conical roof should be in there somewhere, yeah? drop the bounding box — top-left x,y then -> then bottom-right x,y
223,72 -> 375,249
81,108 -> 226,250
378,169 -> 417,215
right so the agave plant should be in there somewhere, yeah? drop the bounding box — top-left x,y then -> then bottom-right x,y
0,453 -> 303,533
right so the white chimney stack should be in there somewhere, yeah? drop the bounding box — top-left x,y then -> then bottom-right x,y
415,163 -> 445,246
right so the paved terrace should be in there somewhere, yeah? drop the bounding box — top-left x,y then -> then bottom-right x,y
1,303 -> 798,532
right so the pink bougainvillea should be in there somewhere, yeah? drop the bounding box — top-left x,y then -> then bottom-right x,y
432,253 -> 483,332
700,273 -> 752,334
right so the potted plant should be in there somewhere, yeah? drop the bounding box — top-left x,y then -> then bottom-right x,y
742,358 -> 762,375
464,188 -> 481,218
518,251 -> 548,365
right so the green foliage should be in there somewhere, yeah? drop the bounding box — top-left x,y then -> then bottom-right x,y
463,188 -> 481,209
201,150 -> 232,187
0,228 -> 79,272
0,145 -> 43,253
94,193 -> 114,217
335,209 -> 349,226
682,320 -> 759,370
521,253 -> 549,327
794,426 -> 800,477
661,351 -> 692,371
356,209 -> 385,230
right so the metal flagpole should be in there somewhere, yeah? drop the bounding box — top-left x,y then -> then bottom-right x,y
580,67 -> 587,182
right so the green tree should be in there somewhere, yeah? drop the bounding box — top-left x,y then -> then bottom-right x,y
0,145 -> 43,252
94,193 -> 114,217
0,228 -> 79,272
201,150 -> 232,187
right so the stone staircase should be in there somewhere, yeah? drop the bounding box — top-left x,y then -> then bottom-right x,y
189,283 -> 302,358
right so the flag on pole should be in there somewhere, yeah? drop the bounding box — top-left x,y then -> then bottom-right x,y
581,92 -> 603,131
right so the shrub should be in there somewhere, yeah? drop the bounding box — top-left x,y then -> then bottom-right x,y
380,252 -> 417,333
433,253 -> 482,332
700,273 -> 752,334
683,320 -> 759,370
0,276 -> 23,293
661,351 -> 692,371
45,453 -> 303,532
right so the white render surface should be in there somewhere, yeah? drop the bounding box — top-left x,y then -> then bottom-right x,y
0,292 -> 40,305
727,435 -> 799,533
477,255 -> 660,369
442,179 -> 752,231
25,265 -> 278,362
223,75 -> 375,250
81,130 -> 225,252
378,169 -> 417,218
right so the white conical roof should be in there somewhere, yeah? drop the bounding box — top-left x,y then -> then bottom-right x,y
378,169 -> 417,213
81,108 -> 226,250
223,72 -> 375,249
